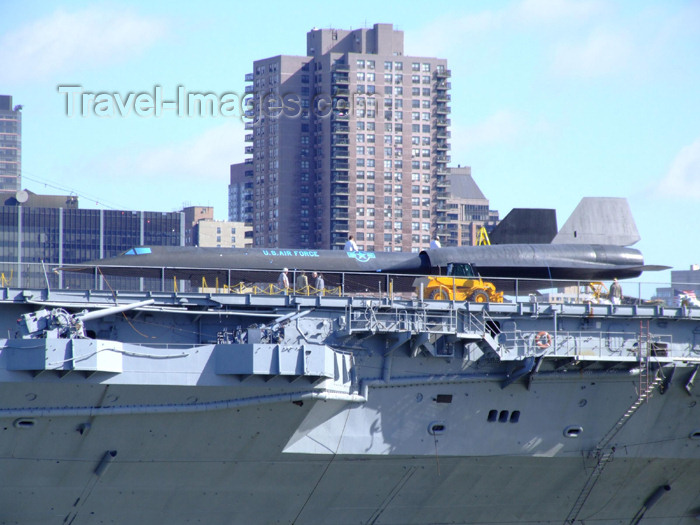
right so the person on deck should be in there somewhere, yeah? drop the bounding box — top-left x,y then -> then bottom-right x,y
296,271 -> 308,295
609,278 -> 622,305
344,235 -> 358,251
277,268 -> 290,295
313,272 -> 325,296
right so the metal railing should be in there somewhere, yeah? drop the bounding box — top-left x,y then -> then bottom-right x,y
0,261 -> 696,308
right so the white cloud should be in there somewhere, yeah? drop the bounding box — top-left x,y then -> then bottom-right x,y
407,0 -> 604,56
64,121 -> 246,213
515,0 -> 606,24
106,121 -> 245,183
656,137 -> 700,200
551,29 -> 635,78
453,110 -> 526,151
0,6 -> 167,83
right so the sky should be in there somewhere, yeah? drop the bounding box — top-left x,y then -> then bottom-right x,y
1,0 -> 699,286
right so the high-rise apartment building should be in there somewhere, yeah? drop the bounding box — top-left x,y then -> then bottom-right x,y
228,162 -> 253,223
0,95 -> 22,194
246,24 -> 451,252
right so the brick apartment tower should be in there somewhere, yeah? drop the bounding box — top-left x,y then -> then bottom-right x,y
246,23 -> 451,251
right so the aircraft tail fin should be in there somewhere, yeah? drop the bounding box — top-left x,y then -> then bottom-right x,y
489,208 -> 558,245
551,197 -> 640,246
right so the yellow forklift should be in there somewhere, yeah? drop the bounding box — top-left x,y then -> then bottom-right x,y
418,262 -> 503,303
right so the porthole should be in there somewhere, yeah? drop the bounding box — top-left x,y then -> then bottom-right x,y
510,410 -> 521,423
487,410 -> 498,422
564,425 -> 583,438
428,421 -> 446,435
498,410 -> 509,423
13,418 -> 36,429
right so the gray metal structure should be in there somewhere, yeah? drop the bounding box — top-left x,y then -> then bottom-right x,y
1,283 -> 699,524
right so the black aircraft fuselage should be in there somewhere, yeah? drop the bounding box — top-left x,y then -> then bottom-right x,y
70,244 -> 646,294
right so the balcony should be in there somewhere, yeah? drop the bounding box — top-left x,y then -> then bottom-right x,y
436,191 -> 450,200
332,74 -> 350,85
331,147 -> 349,158
334,63 -> 350,72
245,73 -> 254,82
435,94 -> 451,103
332,111 -> 350,120
332,198 -> 350,208
244,85 -> 254,94
331,183 -> 350,196
244,121 -> 254,130
332,221 -> 350,233
244,158 -> 253,165
435,141 -> 450,151
436,118 -> 451,127
331,172 -> 349,183
332,161 -> 350,170
436,105 -> 451,115
436,155 -> 451,163
435,69 -> 452,79
331,211 -> 350,219
332,138 -> 350,146
436,81 -> 451,90
436,130 -> 451,139
245,134 -> 253,142
332,124 -> 350,134
332,87 -> 350,97
244,146 -> 254,154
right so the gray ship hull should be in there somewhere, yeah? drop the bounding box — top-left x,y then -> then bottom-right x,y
1,288 -> 699,524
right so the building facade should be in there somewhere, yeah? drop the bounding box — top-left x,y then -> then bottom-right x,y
442,166 -> 499,246
228,162 -> 253,223
246,24 -> 451,252
195,221 -> 252,248
0,95 -> 22,194
0,204 -> 184,289
182,206 -> 214,246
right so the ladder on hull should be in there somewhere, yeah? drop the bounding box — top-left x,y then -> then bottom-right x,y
564,323 -> 661,524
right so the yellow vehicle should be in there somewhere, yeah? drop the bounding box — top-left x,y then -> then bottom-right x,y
418,263 -> 504,303
585,281 -> 609,302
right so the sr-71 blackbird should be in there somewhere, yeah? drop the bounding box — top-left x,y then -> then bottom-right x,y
65,198 -> 665,293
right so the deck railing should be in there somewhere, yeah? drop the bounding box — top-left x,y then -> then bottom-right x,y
0,261 -> 695,308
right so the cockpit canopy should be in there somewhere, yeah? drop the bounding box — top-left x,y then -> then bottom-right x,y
122,247 -> 152,256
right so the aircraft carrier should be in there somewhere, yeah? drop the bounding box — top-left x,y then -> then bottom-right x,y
1,275 -> 699,524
